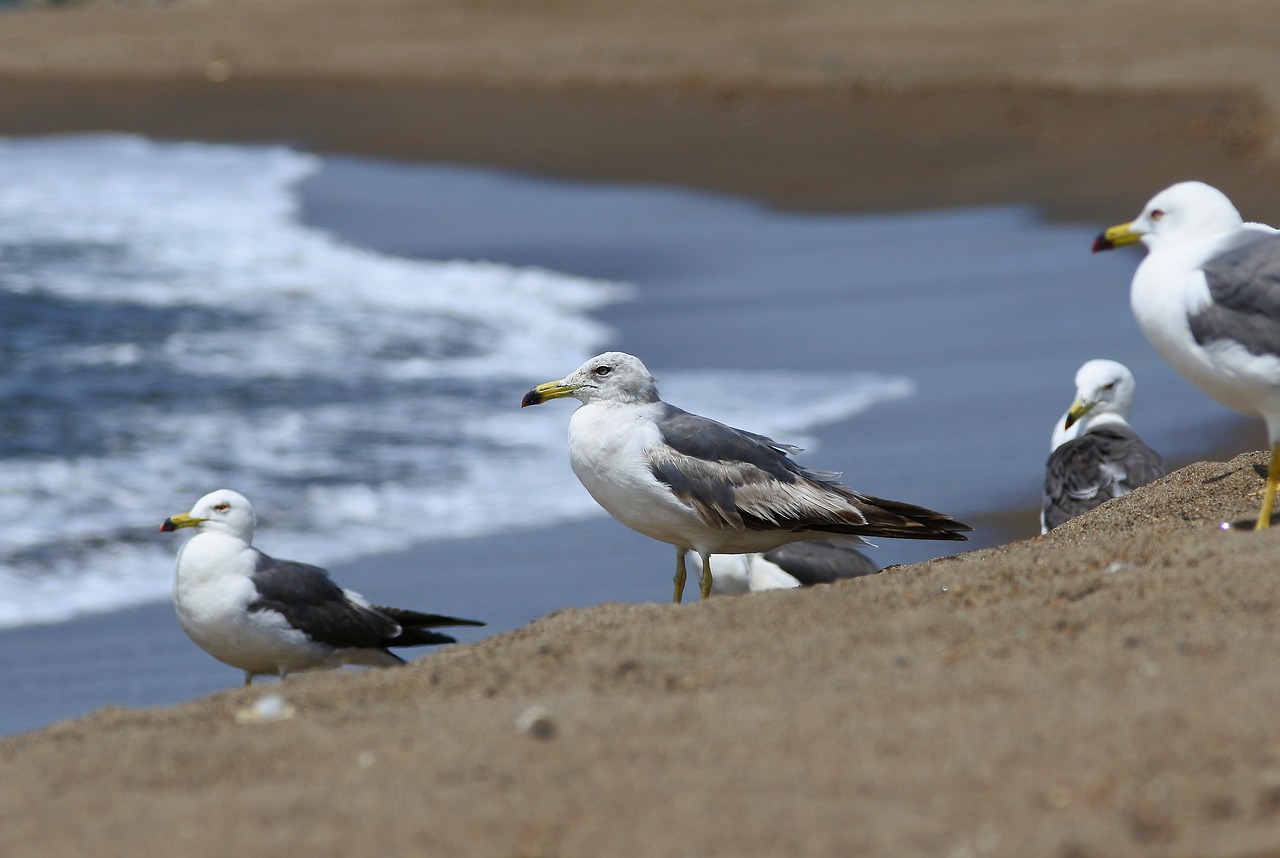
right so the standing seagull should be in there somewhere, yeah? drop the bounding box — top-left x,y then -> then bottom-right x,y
521,352 -> 970,602
1042,359 -> 1166,533
1094,181 -> 1280,528
161,489 -> 484,685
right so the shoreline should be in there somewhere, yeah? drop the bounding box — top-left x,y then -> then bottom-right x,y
5,2 -> 1280,854
0,77 -> 1274,221
1,134 -> 1258,734
0,94 -> 1266,735
0,501 -> 1031,737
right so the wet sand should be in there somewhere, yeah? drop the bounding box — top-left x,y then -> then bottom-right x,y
0,78 -> 1270,221
4,1 -> 1280,855
0,0 -> 1278,220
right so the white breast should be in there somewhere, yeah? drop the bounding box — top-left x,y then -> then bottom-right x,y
1131,244 -> 1276,417
567,402 -> 711,549
173,533 -> 325,675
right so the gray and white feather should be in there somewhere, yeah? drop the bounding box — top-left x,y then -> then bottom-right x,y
1041,360 -> 1165,533
522,351 -> 969,602
161,489 -> 483,685
1095,181 -> 1280,529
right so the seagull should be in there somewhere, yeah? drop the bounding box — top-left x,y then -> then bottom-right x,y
1041,359 -> 1166,533
689,542 -> 881,595
759,541 -> 881,585
521,351 -> 970,602
1094,181 -> 1280,528
160,489 -> 484,686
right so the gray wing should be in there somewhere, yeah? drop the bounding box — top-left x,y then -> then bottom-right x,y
648,405 -> 970,541
247,552 -> 402,650
1191,231 -> 1280,358
761,542 -> 880,586
1042,425 -> 1165,531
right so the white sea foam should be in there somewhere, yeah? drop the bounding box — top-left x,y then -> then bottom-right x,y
0,135 -> 916,628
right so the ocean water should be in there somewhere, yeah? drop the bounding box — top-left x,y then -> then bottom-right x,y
302,152 -> 1248,558
0,134 -> 922,628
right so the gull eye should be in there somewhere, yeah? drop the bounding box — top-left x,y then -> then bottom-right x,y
1102,381 -> 1116,390
1150,209 -> 1164,222
594,365 -> 613,377
214,502 -> 230,513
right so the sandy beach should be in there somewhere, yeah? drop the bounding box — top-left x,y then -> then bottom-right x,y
0,1 -> 1277,220
4,1 -> 1280,855
7,454 -> 1280,856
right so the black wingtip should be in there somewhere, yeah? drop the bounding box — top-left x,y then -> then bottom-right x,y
1091,231 -> 1114,253
926,520 -> 973,541
376,606 -> 486,629
853,492 -> 973,541
423,616 -> 485,628
521,388 -> 543,408
418,614 -> 485,629
390,629 -> 459,648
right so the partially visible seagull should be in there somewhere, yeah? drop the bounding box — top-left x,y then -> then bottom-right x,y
161,489 -> 484,686
1041,359 -> 1166,533
521,351 -> 970,602
690,542 -> 881,595
1094,181 -> 1280,528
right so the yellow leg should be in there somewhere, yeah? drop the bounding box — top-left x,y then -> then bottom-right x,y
1255,443 -> 1280,530
673,547 -> 687,604
698,551 -> 713,600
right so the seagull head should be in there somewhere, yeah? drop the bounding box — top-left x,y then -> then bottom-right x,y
160,488 -> 257,542
1062,359 -> 1136,433
521,351 -> 660,407
1093,181 -> 1243,253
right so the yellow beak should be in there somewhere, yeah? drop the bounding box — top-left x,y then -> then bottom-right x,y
1063,398 -> 1096,430
160,512 -> 203,533
521,379 -> 581,407
1092,220 -> 1142,252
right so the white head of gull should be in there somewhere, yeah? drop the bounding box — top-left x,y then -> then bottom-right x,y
1041,360 -> 1165,534
1050,359 -> 1138,451
1095,181 -> 1280,528
161,489 -> 483,686
521,351 -> 970,602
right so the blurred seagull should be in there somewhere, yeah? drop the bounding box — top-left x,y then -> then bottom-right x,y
689,542 -> 881,595
1094,181 -> 1280,528
1041,359 -> 1165,533
521,351 -> 969,602
161,489 -> 484,686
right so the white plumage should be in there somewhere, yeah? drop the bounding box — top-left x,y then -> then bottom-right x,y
161,489 -> 482,685
1095,181 -> 1280,528
1041,360 -> 1164,533
521,352 -> 968,601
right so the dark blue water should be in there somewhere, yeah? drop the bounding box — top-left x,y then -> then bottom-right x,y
0,133 -> 1254,735
0,134 -> 944,626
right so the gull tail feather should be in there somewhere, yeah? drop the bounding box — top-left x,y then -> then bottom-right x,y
850,492 -> 972,541
374,606 -> 486,649
386,629 -> 460,648
376,606 -> 486,630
